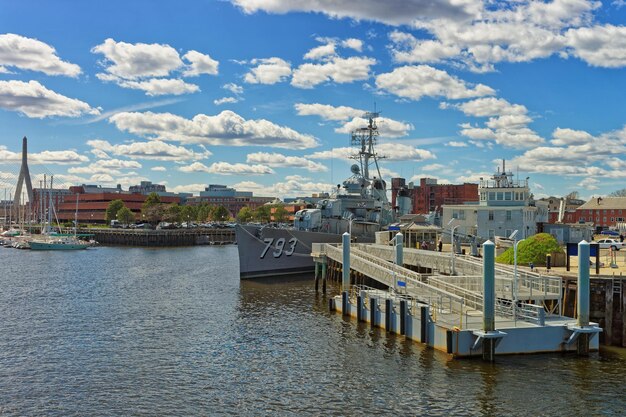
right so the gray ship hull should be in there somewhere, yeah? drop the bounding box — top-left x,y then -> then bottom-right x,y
235,225 -> 345,279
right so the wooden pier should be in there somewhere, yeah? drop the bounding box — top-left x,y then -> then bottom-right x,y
79,228 -> 235,246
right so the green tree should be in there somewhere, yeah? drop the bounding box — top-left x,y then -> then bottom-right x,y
142,192 -> 163,224
105,199 -> 125,223
117,206 -> 135,225
196,203 -> 211,222
163,204 -> 181,223
212,205 -> 230,222
180,205 -> 197,225
253,205 -> 272,223
236,206 -> 254,223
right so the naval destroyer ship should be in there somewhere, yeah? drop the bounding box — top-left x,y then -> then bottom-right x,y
235,111 -> 396,279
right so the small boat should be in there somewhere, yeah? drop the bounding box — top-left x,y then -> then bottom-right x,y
29,236 -> 90,250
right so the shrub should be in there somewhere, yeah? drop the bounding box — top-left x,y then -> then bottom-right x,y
496,233 -> 562,266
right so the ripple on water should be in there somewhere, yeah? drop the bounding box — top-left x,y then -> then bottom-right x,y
0,246 -> 625,416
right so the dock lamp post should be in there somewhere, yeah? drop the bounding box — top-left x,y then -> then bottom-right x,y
448,218 -> 459,275
511,230 -> 524,321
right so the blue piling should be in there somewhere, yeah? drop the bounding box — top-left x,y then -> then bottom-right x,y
482,240 -> 496,361
395,232 -> 403,266
577,240 -> 591,355
342,232 -> 351,292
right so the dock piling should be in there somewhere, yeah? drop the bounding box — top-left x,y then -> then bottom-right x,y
577,240 -> 590,355
395,232 -> 403,266
483,240 -> 496,362
342,232 -> 350,291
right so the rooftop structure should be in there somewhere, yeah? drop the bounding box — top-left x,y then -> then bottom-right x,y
442,160 -> 548,241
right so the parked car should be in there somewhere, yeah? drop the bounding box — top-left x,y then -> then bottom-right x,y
600,230 -> 619,237
595,238 -> 624,250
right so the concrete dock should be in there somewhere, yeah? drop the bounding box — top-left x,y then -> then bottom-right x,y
314,236 -> 602,360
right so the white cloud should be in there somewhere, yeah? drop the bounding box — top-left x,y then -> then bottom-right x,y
291,56 -> 376,88
92,38 -> 183,79
182,50 -> 219,76
246,152 -> 328,172
91,38 -> 217,95
214,97 -> 239,105
389,31 -> 460,64
232,178 -> 335,198
0,33 -> 81,77
294,103 -> 412,137
178,162 -> 212,173
0,80 -> 99,118
578,178 -> 600,190
453,97 -> 528,117
117,78 -> 199,96
67,159 -> 142,175
375,65 -> 495,100
294,103 -> 362,121
0,145 -> 89,165
551,128 -> 594,146
109,110 -> 319,149
151,166 -> 167,171
384,1 -> 621,71
336,116 -> 413,138
342,38 -> 363,52
307,143 -> 435,162
87,139 -> 211,161
304,42 -> 336,60
223,83 -> 243,95
460,125 -> 496,140
565,24 -> 626,68
230,0 -> 482,26
167,183 -> 206,195
243,57 -> 292,84
446,141 -> 468,147
181,162 -> 274,175
210,162 -> 275,175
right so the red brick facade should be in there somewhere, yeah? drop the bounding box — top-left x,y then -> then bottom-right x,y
391,178 -> 478,215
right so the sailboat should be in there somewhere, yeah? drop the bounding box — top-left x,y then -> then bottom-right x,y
29,179 -> 91,251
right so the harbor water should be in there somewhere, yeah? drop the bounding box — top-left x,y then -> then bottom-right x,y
0,246 -> 624,416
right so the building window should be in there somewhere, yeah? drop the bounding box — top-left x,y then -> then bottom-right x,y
506,210 -> 512,220
489,192 -> 495,201
611,217 -> 615,222
480,192 -> 486,201
488,229 -> 495,239
505,229 -> 512,237
497,192 -> 503,200
505,192 -> 512,201
489,211 -> 494,221
603,217 -> 607,223
580,216 -> 585,222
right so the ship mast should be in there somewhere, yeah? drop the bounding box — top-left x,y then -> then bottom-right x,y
350,111 -> 384,181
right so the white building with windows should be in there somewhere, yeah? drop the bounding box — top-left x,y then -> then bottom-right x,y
442,161 -> 548,241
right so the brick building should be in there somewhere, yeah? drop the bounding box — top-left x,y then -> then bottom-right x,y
570,197 -> 626,231
56,192 -> 180,223
391,177 -> 478,216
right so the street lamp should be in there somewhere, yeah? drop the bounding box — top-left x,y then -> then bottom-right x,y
448,218 -> 459,275
512,231 -> 524,322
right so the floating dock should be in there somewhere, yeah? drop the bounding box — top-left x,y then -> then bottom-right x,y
313,235 -> 601,360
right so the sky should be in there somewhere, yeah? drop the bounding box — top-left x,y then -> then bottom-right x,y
1,0 -> 626,201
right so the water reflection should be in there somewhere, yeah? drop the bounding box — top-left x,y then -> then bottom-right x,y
0,246 -> 624,416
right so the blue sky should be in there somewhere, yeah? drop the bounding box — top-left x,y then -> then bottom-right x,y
1,0 -> 626,200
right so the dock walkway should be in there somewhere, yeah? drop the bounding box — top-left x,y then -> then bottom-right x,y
312,241 -> 601,358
